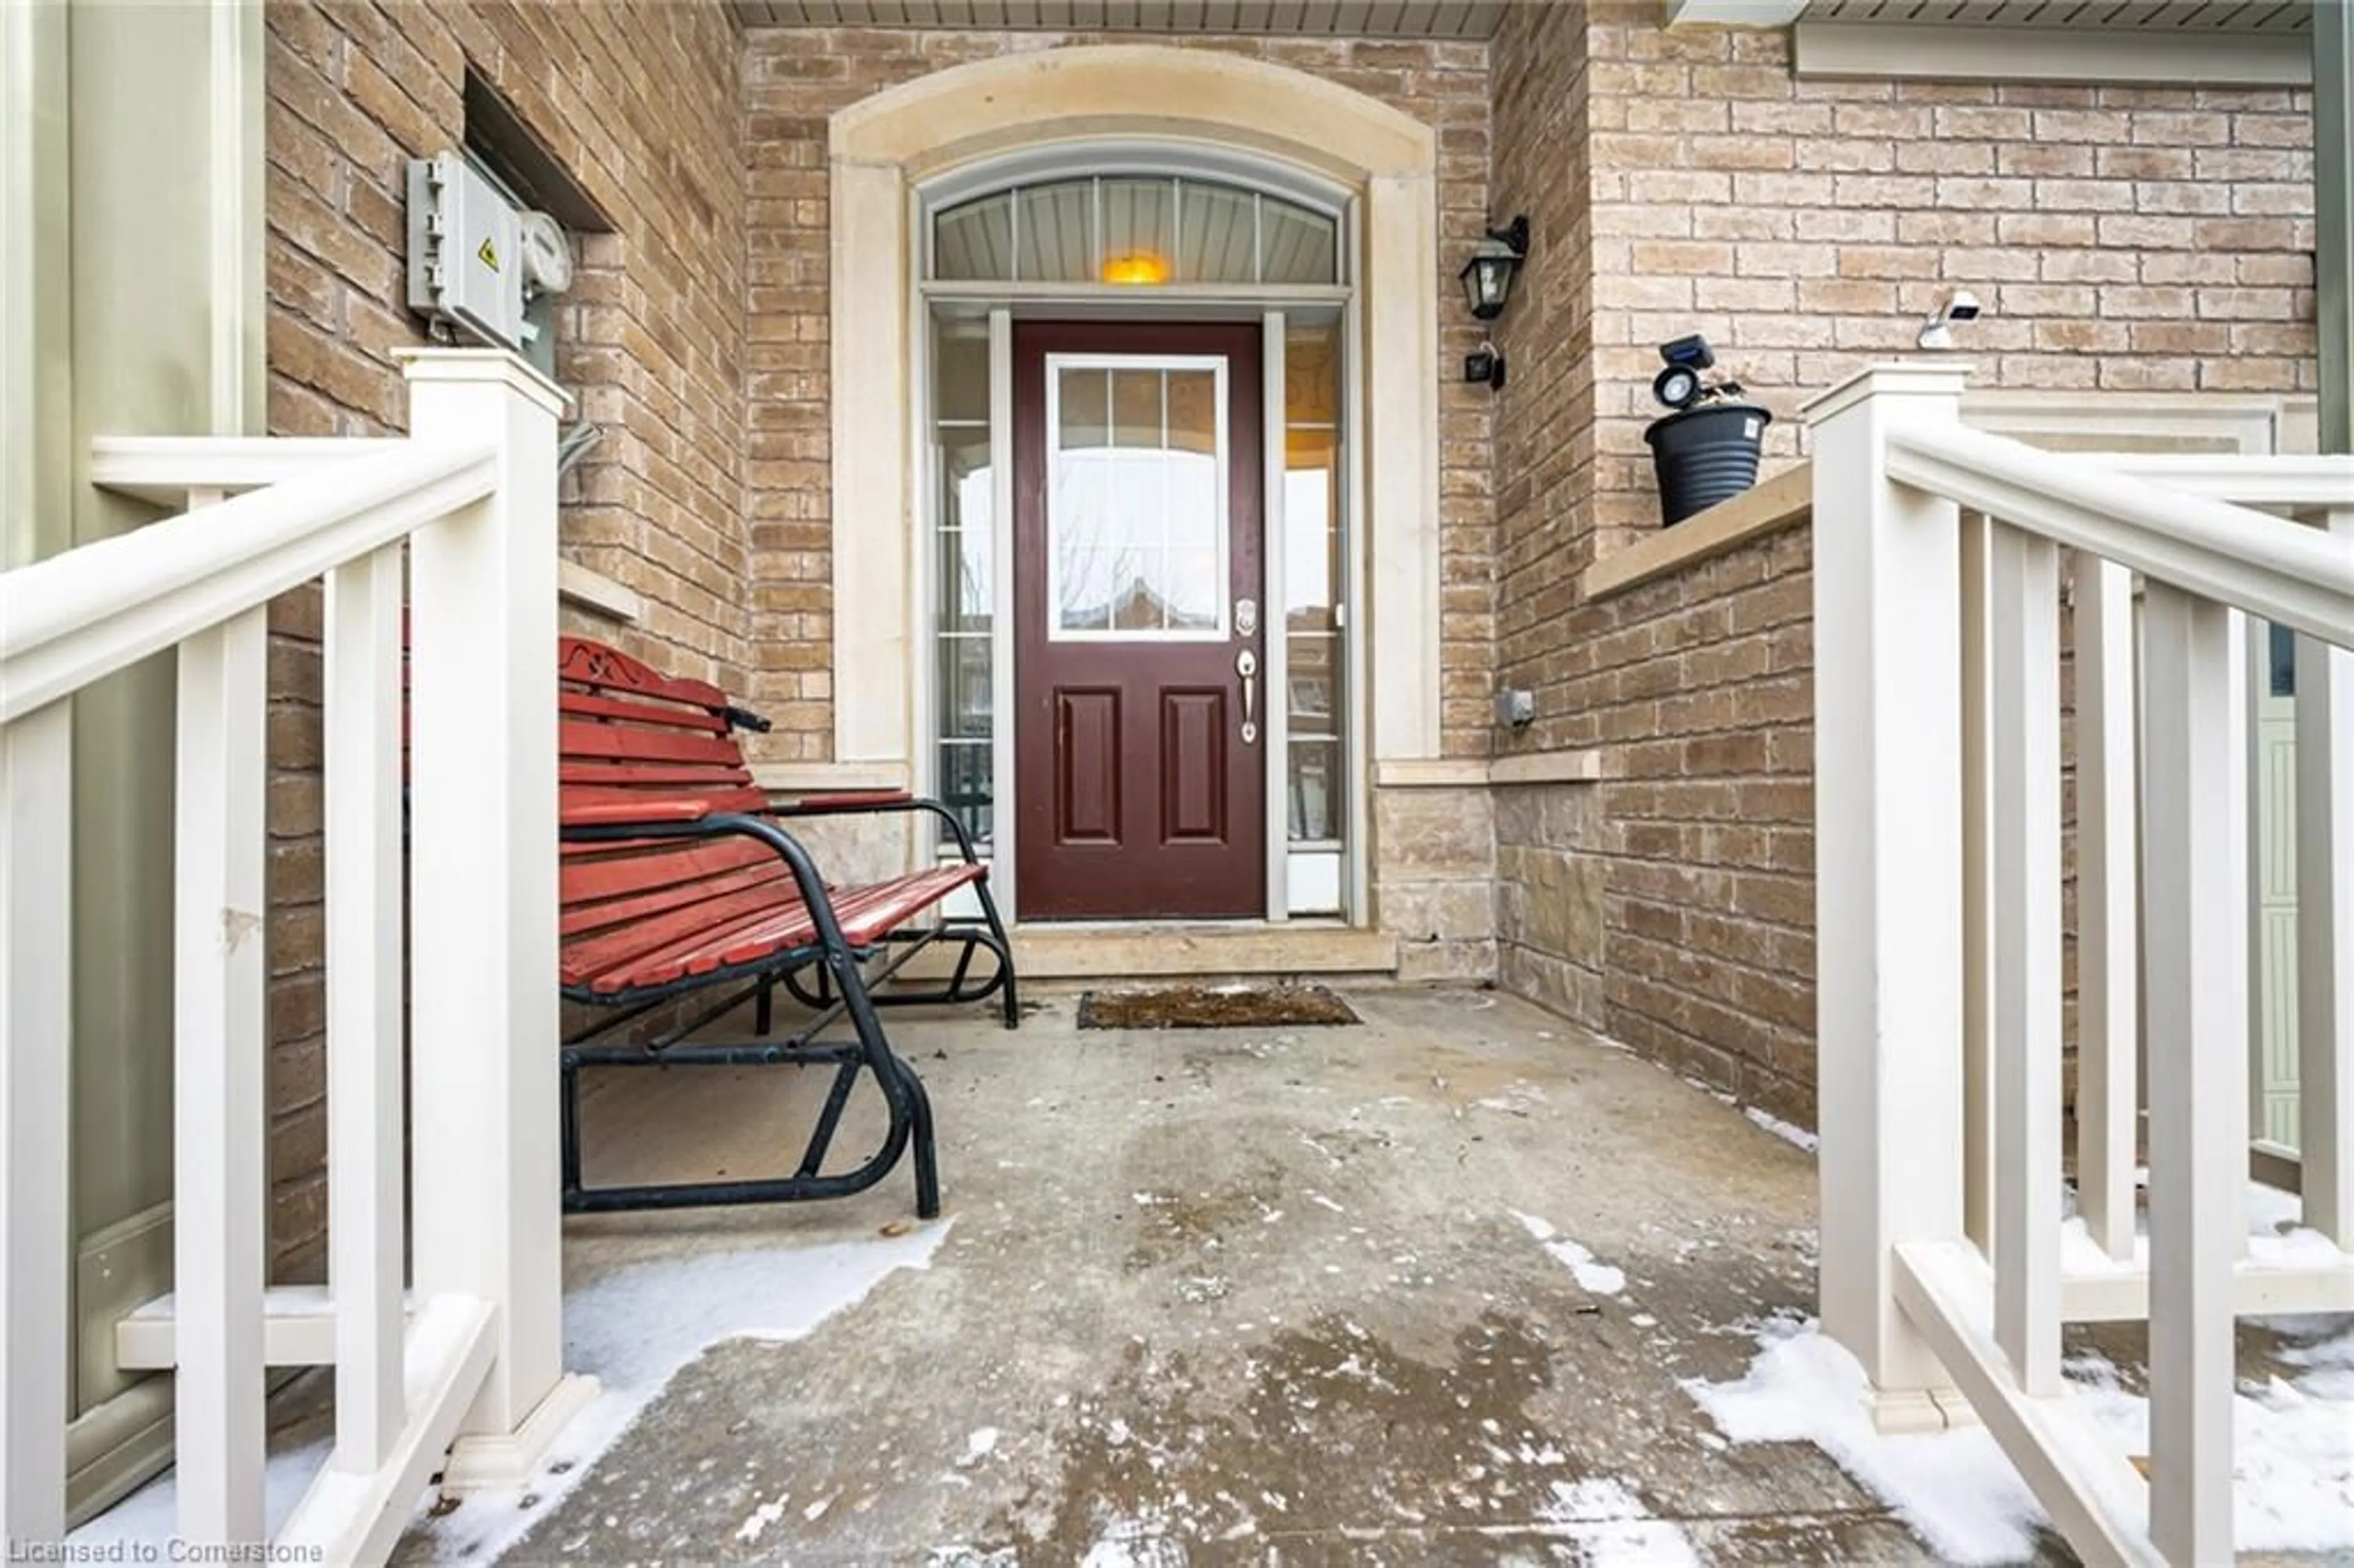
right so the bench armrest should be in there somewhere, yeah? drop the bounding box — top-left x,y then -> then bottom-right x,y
763,790 -> 986,865
771,790 -> 915,813
561,796 -> 726,829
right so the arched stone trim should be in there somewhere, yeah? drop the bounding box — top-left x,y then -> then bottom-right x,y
831,46 -> 1435,180
826,44 -> 1444,782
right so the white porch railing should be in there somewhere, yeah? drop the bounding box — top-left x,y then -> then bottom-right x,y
0,350 -> 592,1565
1812,363 -> 2354,1567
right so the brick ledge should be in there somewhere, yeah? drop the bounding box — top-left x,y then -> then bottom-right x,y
1579,462 -> 1813,603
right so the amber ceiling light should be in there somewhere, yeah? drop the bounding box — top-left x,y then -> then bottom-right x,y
1102,251 -> 1171,286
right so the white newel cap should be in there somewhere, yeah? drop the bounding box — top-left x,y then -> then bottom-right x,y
395,348 -> 573,419
1803,360 -> 1973,425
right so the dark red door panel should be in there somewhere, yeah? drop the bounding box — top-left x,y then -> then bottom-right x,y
1054,688 -> 1122,845
1013,321 -> 1265,919
1160,691 -> 1229,845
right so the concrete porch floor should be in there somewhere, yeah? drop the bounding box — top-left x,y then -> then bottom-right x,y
402,986 -> 2032,1566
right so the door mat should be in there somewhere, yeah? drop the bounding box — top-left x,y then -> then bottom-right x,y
1076,983 -> 1361,1030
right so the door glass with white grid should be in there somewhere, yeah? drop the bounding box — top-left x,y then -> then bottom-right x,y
1047,356 -> 1229,641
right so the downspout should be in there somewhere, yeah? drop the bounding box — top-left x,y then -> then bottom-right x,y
2321,1 -> 2350,455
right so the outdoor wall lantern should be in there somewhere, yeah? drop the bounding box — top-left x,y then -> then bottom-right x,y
1458,215 -> 1529,322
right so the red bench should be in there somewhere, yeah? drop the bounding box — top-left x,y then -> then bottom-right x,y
557,636 -> 1015,1220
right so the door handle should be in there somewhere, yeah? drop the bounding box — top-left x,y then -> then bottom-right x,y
1237,648 -> 1259,746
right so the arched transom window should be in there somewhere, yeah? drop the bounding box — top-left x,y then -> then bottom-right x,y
930,175 -> 1341,287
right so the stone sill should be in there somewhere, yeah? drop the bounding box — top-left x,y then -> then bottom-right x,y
1579,462 -> 1813,604
1490,751 -> 1604,786
752,761 -> 912,793
902,922 -> 1397,981
1373,753 -> 1601,789
558,560 -> 642,623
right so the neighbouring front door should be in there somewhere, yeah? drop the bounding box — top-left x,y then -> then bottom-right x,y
1013,322 -> 1267,919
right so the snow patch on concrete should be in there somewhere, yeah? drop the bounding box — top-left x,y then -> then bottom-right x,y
1742,1106 -> 1819,1154
1531,1477 -> 1702,1566
1687,1310 -> 2354,1561
2065,1340 -> 2354,1554
69,1437 -> 332,1553
1078,1508 -> 1186,1567
407,1220 -> 954,1562
1684,1314 -> 2041,1564
1511,1211 -> 1628,1296
735,1493 -> 788,1545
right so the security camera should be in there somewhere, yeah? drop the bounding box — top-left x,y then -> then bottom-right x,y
1917,289 -> 1983,351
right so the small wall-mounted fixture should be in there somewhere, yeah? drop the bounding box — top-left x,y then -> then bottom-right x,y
1916,288 -> 1982,351
1496,687 -> 1535,729
1459,215 -> 1530,321
1464,342 -> 1507,391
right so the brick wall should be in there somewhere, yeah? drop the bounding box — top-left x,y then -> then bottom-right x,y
1580,15 -> 2317,559
262,0 -> 747,1269
736,28 -> 1499,763
1488,4 -> 2317,1124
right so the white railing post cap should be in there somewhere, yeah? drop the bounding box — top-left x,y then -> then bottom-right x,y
394,348 -> 571,419
1804,360 -> 1973,427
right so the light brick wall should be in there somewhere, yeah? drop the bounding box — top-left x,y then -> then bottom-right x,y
1582,16 -> 2317,560
1489,4 -> 2316,1124
261,0 -> 747,1269
737,28 -> 1499,763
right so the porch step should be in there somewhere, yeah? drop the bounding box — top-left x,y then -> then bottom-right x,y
902,922 -> 1398,983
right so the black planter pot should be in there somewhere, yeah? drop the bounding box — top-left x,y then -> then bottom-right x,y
1644,401 -> 1772,526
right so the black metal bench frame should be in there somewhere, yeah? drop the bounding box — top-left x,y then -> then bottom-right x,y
560,797 -> 1016,1222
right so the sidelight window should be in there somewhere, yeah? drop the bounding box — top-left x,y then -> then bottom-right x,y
1281,318 -> 1346,911
933,318 -> 994,848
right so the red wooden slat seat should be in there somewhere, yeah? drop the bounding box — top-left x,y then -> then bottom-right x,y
556,636 -> 986,1000
563,863 -> 983,997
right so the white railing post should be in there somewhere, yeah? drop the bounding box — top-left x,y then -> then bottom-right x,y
2142,581 -> 2241,1567
2076,557 -> 2141,1260
1808,362 -> 1970,1423
400,349 -> 570,1452
2238,609 -> 2264,1197
0,701 -> 72,1547
324,542 -> 406,1473
2299,508 -> 2354,1242
1960,511 -> 1997,1256
1989,523 -> 2062,1396
172,587 -> 270,1546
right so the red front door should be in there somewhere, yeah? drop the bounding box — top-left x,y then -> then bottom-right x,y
1013,322 -> 1267,920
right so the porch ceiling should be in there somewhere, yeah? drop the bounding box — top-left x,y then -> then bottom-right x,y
1797,0 -> 2312,32
730,0 -> 1508,38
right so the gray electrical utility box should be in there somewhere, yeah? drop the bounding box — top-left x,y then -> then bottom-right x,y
406,152 -> 523,350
